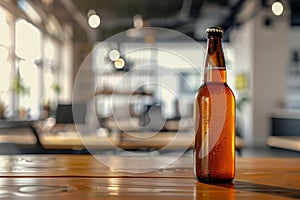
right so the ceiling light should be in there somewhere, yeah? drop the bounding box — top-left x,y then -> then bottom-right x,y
114,58 -> 125,69
87,9 -> 96,17
41,0 -> 53,5
133,15 -> 143,29
109,50 -> 120,61
88,14 -> 101,28
271,1 -> 284,16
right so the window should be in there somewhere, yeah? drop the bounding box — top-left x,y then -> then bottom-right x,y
0,2 -> 73,120
42,36 -> 61,109
15,18 -> 42,119
0,7 -> 13,117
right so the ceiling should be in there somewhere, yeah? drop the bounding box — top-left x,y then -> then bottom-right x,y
71,0 -> 244,41
49,0 -> 300,42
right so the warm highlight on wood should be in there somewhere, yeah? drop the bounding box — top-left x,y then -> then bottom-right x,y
0,155 -> 299,199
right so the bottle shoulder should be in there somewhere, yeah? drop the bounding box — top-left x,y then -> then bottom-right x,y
198,82 -> 232,90
196,83 -> 235,98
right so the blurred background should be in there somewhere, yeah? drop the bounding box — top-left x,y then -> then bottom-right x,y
0,0 -> 299,156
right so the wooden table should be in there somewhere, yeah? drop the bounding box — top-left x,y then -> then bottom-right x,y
267,136 -> 300,152
0,155 -> 299,199
40,131 -> 246,151
0,119 -> 44,149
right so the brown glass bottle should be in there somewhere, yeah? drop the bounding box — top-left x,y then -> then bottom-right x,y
194,27 -> 236,183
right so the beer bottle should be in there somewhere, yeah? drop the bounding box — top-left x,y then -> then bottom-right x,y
194,27 -> 236,183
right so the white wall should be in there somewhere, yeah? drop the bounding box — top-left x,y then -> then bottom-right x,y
288,27 -> 300,51
231,0 -> 288,146
252,10 -> 288,146
287,27 -> 300,109
231,19 -> 255,145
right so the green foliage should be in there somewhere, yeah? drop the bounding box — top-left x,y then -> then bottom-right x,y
11,74 -> 30,96
51,83 -> 61,95
236,96 -> 248,111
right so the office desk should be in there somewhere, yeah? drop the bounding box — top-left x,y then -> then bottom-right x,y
0,120 -> 43,149
0,155 -> 299,199
267,136 -> 300,152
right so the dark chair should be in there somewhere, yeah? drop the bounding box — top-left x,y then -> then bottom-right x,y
55,104 -> 87,124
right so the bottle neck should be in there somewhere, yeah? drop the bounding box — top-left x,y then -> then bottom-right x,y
204,37 -> 227,83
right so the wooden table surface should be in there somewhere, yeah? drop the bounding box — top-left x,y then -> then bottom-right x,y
0,155 -> 299,199
39,132 -> 246,151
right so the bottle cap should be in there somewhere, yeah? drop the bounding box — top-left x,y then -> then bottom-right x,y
206,27 -> 224,38
206,27 -> 224,34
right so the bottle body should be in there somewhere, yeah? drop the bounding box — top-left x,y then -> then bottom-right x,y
194,27 -> 236,183
194,80 -> 235,182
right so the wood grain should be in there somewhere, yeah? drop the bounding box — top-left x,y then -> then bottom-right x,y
0,155 -> 299,199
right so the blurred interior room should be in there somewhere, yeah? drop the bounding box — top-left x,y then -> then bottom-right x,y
0,0 -> 299,156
